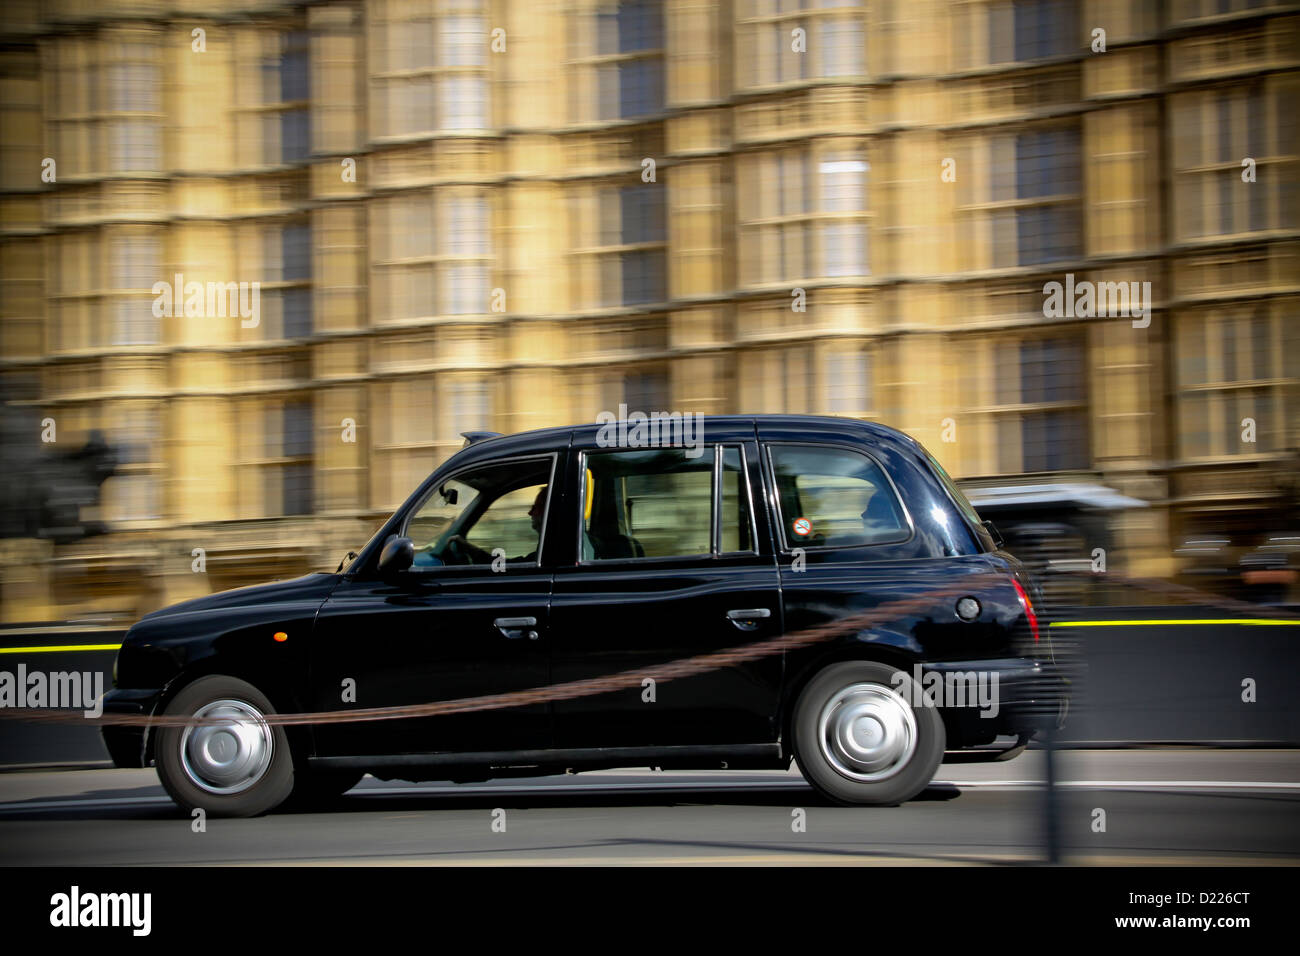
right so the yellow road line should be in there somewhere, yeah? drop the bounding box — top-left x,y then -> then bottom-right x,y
0,643 -> 121,654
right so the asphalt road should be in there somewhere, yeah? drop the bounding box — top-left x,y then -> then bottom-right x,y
1,750 -> 1297,865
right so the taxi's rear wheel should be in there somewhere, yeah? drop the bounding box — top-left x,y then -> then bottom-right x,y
155,675 -> 294,818
793,660 -> 945,806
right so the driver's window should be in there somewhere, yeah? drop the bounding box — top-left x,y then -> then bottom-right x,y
465,483 -> 546,557
407,476 -> 474,552
405,457 -> 552,569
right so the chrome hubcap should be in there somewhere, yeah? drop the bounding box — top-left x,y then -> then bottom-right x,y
179,699 -> 274,795
818,682 -> 917,782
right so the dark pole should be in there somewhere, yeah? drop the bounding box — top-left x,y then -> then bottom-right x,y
1043,725 -> 1061,864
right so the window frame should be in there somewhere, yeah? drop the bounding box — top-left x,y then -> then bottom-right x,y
762,440 -> 916,553
399,451 -> 558,573
575,443 -> 759,566
714,444 -> 760,558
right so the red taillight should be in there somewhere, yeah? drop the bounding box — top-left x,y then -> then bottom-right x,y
1011,578 -> 1040,642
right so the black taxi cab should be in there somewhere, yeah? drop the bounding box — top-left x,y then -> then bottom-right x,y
103,415 -> 1064,816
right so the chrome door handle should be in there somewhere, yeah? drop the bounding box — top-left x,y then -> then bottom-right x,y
726,608 -> 771,631
494,616 -> 538,640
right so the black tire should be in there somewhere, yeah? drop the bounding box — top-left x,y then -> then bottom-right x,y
154,674 -> 295,818
793,660 -> 945,806
285,768 -> 365,809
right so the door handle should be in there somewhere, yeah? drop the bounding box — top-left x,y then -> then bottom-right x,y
726,608 -> 771,631
494,616 -> 539,640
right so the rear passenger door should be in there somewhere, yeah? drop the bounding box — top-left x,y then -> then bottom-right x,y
756,422 -> 984,679
549,427 -> 784,749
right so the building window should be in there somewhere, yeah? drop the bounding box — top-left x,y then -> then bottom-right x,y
282,224 -> 312,280
987,335 -> 1090,473
825,348 -> 872,416
984,0 -> 1080,65
623,368 -> 670,411
107,41 -> 162,173
1169,0 -> 1279,22
1172,82 -> 1297,241
570,0 -> 665,122
443,195 -> 490,314
739,146 -> 870,285
570,183 -> 666,309
280,400 -> 314,515
249,29 -> 311,165
371,0 -> 488,136
373,191 -> 492,320
1176,309 -> 1296,459
377,194 -> 435,320
957,126 -> 1082,268
446,377 -> 494,442
282,290 -> 313,339
739,344 -> 816,414
820,14 -> 865,78
280,31 -> 310,162
240,399 -> 314,518
109,120 -> 162,175
46,36 -> 160,175
111,234 -> 161,346
736,0 -> 865,89
819,156 -> 869,277
244,222 -> 313,340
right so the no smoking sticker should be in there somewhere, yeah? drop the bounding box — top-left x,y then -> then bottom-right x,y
792,517 -> 812,536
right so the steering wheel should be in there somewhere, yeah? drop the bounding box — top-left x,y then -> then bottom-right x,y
444,536 -> 470,565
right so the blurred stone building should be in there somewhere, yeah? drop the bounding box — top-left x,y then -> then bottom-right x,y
0,0 -> 1296,621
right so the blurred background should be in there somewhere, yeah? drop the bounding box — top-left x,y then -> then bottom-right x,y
0,0 -> 1297,626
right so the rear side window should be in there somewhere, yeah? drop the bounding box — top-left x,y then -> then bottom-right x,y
768,444 -> 910,549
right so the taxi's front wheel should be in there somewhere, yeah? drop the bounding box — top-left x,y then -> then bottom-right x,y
793,660 -> 945,806
154,675 -> 295,818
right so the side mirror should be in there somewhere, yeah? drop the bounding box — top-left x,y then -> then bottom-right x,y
377,535 -> 415,575
982,519 -> 1005,549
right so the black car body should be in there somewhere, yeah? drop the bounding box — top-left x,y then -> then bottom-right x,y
104,415 -> 1065,815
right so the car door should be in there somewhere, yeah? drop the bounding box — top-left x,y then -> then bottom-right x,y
548,425 -> 784,750
308,452 -> 560,759
755,422 -> 995,682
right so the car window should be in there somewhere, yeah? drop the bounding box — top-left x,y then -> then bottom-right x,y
720,446 -> 754,553
407,476 -> 473,549
768,444 -> 909,549
465,483 -> 547,557
927,451 -> 985,530
581,446 -> 757,561
583,449 -> 711,560
404,457 -> 552,568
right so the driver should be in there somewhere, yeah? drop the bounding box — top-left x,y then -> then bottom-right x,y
446,486 -> 547,565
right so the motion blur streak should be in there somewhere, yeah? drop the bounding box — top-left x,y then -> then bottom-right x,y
0,1 -> 1296,633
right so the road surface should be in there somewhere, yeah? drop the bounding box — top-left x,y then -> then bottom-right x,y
1,749 -> 1296,865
